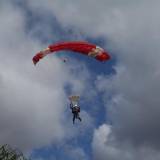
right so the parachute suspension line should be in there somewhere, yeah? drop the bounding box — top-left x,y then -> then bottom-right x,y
69,96 -> 80,106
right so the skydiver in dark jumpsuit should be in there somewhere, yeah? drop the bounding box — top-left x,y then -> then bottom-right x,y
70,103 -> 82,124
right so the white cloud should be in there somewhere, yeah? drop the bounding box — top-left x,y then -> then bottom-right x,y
0,1 -> 93,152
27,0 -> 160,159
92,0 -> 160,159
63,145 -> 89,160
92,124 -> 160,160
94,0 -> 160,145
1,0 -> 160,159
27,0 -> 159,38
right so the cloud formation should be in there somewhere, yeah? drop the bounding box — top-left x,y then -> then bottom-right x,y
27,0 -> 160,159
1,0 -> 160,159
92,124 -> 160,160
0,1 -> 93,152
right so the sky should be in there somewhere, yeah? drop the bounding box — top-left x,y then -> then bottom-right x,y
0,0 -> 160,160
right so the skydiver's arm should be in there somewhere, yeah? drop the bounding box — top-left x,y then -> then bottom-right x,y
70,103 -> 73,109
77,107 -> 80,112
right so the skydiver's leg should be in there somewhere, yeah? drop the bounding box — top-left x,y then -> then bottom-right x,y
77,113 -> 82,122
78,117 -> 82,121
73,114 -> 76,124
75,113 -> 78,119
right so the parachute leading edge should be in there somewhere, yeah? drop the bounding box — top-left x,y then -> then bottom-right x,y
32,41 -> 111,65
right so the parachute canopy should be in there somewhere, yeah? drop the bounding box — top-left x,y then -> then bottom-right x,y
32,41 -> 111,65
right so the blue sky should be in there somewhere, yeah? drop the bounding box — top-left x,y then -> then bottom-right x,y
1,0 -> 160,160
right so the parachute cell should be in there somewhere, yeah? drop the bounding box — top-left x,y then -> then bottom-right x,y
32,41 -> 111,65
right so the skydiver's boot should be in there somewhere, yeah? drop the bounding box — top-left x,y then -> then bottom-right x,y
78,117 -> 82,122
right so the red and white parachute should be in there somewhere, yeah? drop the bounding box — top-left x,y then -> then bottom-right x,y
32,41 -> 111,65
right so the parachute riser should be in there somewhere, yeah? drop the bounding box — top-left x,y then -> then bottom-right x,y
69,96 -> 80,106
